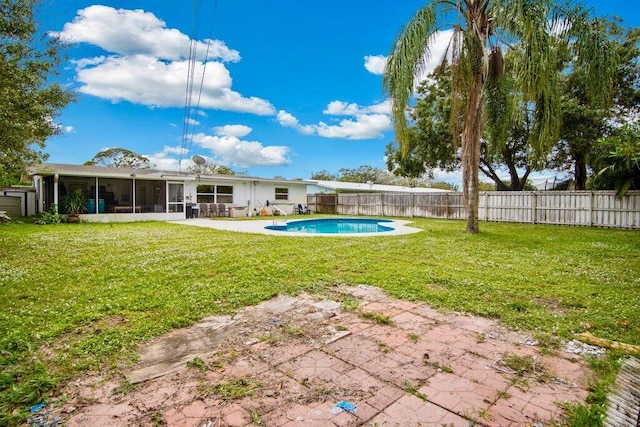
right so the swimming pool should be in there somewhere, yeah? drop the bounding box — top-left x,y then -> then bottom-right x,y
265,218 -> 394,234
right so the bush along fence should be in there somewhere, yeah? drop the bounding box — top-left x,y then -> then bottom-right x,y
307,190 -> 640,229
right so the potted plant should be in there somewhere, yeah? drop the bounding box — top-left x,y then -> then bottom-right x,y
62,189 -> 88,223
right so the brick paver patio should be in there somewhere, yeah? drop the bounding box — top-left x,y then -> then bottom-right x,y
49,286 -> 592,426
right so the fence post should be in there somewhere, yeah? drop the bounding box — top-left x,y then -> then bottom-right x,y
484,192 -> 489,222
445,193 -> 449,219
589,191 -> 594,227
412,193 -> 415,218
532,192 -> 537,224
381,193 -> 385,217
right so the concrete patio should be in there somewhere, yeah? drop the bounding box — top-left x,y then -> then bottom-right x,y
50,285 -> 594,426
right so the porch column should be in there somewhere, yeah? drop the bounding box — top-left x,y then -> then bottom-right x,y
94,177 -> 99,213
53,174 -> 59,213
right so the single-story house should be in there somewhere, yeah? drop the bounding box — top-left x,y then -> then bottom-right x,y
28,163 -> 311,222
307,180 -> 452,194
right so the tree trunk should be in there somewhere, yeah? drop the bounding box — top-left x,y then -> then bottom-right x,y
461,73 -> 485,234
574,152 -> 587,190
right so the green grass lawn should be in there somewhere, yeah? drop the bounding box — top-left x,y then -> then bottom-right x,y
1,218 -> 639,424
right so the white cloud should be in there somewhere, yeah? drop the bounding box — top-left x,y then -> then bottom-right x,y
70,56 -> 107,69
214,124 -> 252,138
323,100 -> 390,116
74,55 -> 275,114
64,126 -> 75,133
56,6 -> 275,116
316,114 -> 391,140
276,110 -> 316,135
193,133 -> 290,167
185,117 -> 200,126
278,100 -> 393,140
144,146 -> 191,170
162,145 -> 188,155
364,55 -> 387,75
52,5 -> 240,62
324,101 -> 361,116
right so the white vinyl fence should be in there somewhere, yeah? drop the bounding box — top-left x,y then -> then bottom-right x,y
308,191 -> 640,229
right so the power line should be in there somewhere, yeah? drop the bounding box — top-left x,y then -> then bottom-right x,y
179,0 -> 202,172
179,0 -> 218,172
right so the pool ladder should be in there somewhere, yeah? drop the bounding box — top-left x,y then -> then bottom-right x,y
271,205 -> 288,226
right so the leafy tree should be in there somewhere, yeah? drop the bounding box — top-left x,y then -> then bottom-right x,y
311,170 -> 337,180
187,160 -> 235,175
337,165 -> 379,183
477,181 -> 496,191
85,148 -> 150,169
430,181 -> 459,191
384,0 -> 615,233
386,75 -> 458,181
552,25 -> 640,190
387,63 -> 541,192
590,124 -> 640,196
313,165 -> 430,187
336,165 -> 428,186
0,0 -> 74,186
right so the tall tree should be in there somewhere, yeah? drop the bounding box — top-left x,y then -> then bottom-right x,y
311,170 -> 337,181
0,0 -> 73,186
553,25 -> 640,189
384,0 -> 616,233
85,148 -> 151,169
187,160 -> 235,175
337,165 -> 379,183
386,76 -> 458,181
386,68 -> 537,191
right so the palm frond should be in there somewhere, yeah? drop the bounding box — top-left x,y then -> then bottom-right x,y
567,9 -> 619,107
383,2 -> 440,151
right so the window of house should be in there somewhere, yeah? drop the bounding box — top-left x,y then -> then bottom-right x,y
196,184 -> 233,203
217,185 -> 233,203
275,187 -> 289,200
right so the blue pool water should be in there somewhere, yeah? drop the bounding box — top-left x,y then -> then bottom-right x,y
265,218 -> 394,234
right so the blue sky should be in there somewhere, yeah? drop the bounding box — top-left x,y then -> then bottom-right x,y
40,0 -> 640,185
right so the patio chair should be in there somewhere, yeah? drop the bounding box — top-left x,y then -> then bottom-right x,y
198,203 -> 209,217
297,204 -> 311,215
208,203 -> 218,217
218,203 -> 228,217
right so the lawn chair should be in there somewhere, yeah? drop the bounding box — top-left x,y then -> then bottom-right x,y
208,203 -> 218,218
218,203 -> 228,217
297,204 -> 311,215
198,203 -> 209,217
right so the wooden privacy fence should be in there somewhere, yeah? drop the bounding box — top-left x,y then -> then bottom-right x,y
307,190 -> 640,229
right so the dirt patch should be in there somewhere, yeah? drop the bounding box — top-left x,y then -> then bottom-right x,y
533,297 -> 565,315
43,285 -> 594,427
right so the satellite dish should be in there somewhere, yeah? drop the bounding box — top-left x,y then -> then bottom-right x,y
192,155 -> 206,166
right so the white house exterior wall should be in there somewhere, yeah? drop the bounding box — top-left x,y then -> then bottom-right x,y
185,180 -> 308,216
77,212 -> 186,223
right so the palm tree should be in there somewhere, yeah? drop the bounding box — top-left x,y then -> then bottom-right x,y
384,0 -> 617,233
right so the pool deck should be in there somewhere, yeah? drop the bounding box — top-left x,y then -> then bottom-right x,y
175,217 -> 423,236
